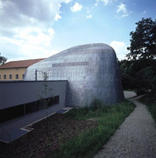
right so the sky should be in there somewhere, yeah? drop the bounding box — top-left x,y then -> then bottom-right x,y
0,0 -> 156,61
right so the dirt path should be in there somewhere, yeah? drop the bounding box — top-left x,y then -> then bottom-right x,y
94,97 -> 156,158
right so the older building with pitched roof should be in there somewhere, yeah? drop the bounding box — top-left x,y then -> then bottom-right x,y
0,58 -> 44,81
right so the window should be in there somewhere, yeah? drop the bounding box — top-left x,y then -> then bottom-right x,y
54,96 -> 59,104
4,74 -> 6,79
22,74 -> 25,79
9,74 -> 12,79
0,74 -> 1,79
16,74 -> 19,79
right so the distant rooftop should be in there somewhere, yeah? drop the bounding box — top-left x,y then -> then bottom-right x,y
0,58 -> 45,69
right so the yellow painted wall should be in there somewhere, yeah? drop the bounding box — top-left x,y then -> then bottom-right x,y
0,68 -> 26,81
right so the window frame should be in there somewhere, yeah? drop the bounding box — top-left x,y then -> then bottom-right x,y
4,74 -> 7,79
9,74 -> 12,79
16,74 -> 19,79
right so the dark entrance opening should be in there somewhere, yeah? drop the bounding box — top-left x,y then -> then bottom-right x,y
0,96 -> 59,123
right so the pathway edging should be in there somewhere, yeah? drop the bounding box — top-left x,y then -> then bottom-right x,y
94,97 -> 156,158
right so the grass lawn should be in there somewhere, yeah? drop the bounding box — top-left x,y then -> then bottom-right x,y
49,100 -> 135,158
139,95 -> 156,122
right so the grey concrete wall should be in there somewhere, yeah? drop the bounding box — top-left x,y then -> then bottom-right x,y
25,43 -> 124,107
0,81 -> 67,110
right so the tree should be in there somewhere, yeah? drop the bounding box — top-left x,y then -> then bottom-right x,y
127,18 -> 156,60
119,58 -> 156,95
0,53 -> 7,65
120,18 -> 156,95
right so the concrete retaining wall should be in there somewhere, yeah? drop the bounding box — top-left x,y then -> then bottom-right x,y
0,81 -> 68,110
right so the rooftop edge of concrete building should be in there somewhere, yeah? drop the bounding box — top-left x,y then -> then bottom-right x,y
25,43 -> 124,107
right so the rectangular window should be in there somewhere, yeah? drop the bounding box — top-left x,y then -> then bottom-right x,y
16,74 -> 19,79
4,74 -> 6,79
22,74 -> 25,79
54,96 -> 59,104
9,74 -> 12,79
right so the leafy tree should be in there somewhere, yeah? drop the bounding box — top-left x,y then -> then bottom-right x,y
120,18 -> 156,95
0,53 -> 7,65
127,18 -> 156,60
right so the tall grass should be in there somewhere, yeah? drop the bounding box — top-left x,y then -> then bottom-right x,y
48,100 -> 135,158
140,95 -> 156,121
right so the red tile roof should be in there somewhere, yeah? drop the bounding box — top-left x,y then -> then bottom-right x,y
0,58 -> 45,69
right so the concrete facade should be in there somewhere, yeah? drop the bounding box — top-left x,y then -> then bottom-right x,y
25,43 -> 124,107
0,81 -> 67,110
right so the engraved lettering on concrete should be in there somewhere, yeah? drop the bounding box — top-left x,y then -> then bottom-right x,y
52,62 -> 88,67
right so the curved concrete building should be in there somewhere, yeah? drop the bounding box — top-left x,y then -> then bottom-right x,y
25,43 -> 124,107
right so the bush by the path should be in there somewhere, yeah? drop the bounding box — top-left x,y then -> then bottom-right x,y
140,95 -> 156,122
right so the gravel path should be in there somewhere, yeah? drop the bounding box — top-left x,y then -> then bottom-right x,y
94,97 -> 156,158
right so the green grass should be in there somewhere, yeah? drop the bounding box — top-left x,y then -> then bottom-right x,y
139,95 -> 156,121
48,100 -> 135,158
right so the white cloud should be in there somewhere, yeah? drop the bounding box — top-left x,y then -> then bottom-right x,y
117,3 -> 129,17
86,8 -> 93,19
0,27 -> 56,59
95,0 -> 116,6
14,27 -> 55,46
86,14 -> 93,19
117,3 -> 126,13
64,0 -> 72,3
110,41 -> 128,60
71,2 -> 83,12
101,0 -> 109,5
0,0 -> 70,27
0,1 -> 3,9
55,13 -> 62,21
0,0 -> 70,60
94,3 -> 98,7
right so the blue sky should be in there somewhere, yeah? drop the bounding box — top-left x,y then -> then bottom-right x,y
0,0 -> 155,61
